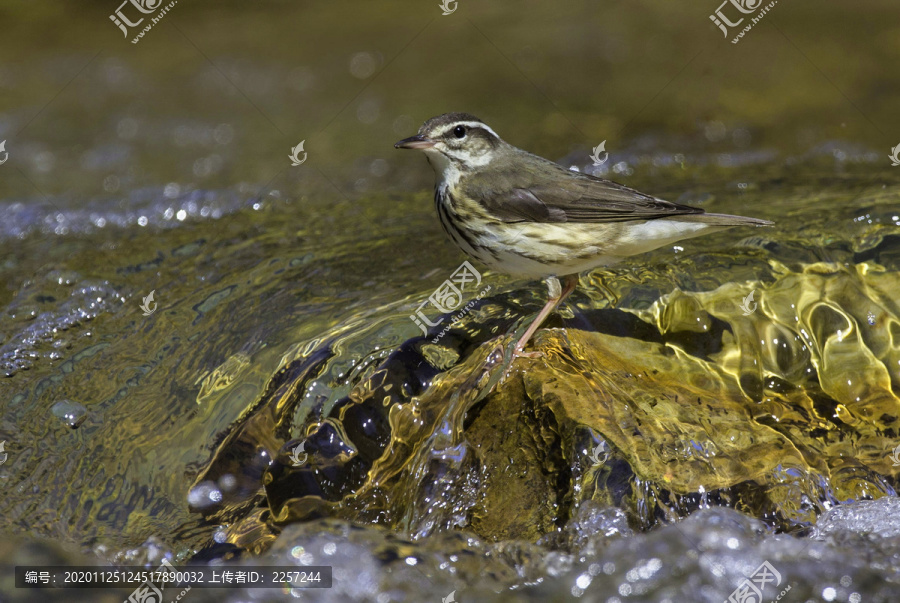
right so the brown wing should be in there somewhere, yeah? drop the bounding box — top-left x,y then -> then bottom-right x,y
465,157 -> 704,224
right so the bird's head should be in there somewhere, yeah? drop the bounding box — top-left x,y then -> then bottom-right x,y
395,113 -> 504,177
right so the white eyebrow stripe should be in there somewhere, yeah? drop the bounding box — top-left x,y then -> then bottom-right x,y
440,121 -> 500,139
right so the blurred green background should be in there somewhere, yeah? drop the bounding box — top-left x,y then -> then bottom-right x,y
1,0 -> 898,205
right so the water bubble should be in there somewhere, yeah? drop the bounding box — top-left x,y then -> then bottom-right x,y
187,481 -> 222,509
349,52 -> 378,79
164,183 -> 181,199
867,312 -> 875,326
103,175 -> 120,193
34,151 -> 56,173
612,161 -> 633,176
51,399 -> 87,429
218,474 -> 237,492
370,159 -> 389,177
213,123 -> 234,145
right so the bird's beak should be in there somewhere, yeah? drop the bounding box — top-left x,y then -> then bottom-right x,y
394,134 -> 436,150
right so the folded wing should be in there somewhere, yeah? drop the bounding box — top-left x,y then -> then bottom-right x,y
466,161 -> 705,224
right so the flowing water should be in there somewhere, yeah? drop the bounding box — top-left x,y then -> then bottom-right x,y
2,2 -> 900,602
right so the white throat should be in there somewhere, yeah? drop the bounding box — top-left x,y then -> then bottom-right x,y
424,149 -> 462,187
424,147 -> 494,187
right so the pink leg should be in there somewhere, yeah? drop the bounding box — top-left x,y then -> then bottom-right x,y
513,274 -> 579,356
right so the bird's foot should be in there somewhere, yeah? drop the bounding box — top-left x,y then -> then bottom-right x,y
512,347 -> 542,360
487,340 -> 542,365
483,341 -> 543,391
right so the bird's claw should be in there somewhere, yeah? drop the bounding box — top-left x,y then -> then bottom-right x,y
485,341 -> 544,390
488,341 -> 542,365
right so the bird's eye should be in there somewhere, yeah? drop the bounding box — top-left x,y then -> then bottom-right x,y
453,125 -> 466,138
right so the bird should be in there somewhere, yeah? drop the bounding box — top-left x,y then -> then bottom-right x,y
394,112 -> 773,359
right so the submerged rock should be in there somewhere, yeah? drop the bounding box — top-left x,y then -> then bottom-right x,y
200,241 -> 900,557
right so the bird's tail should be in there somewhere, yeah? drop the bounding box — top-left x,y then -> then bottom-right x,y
681,212 -> 774,227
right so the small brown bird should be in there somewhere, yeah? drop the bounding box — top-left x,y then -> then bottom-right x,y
396,113 -> 772,357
